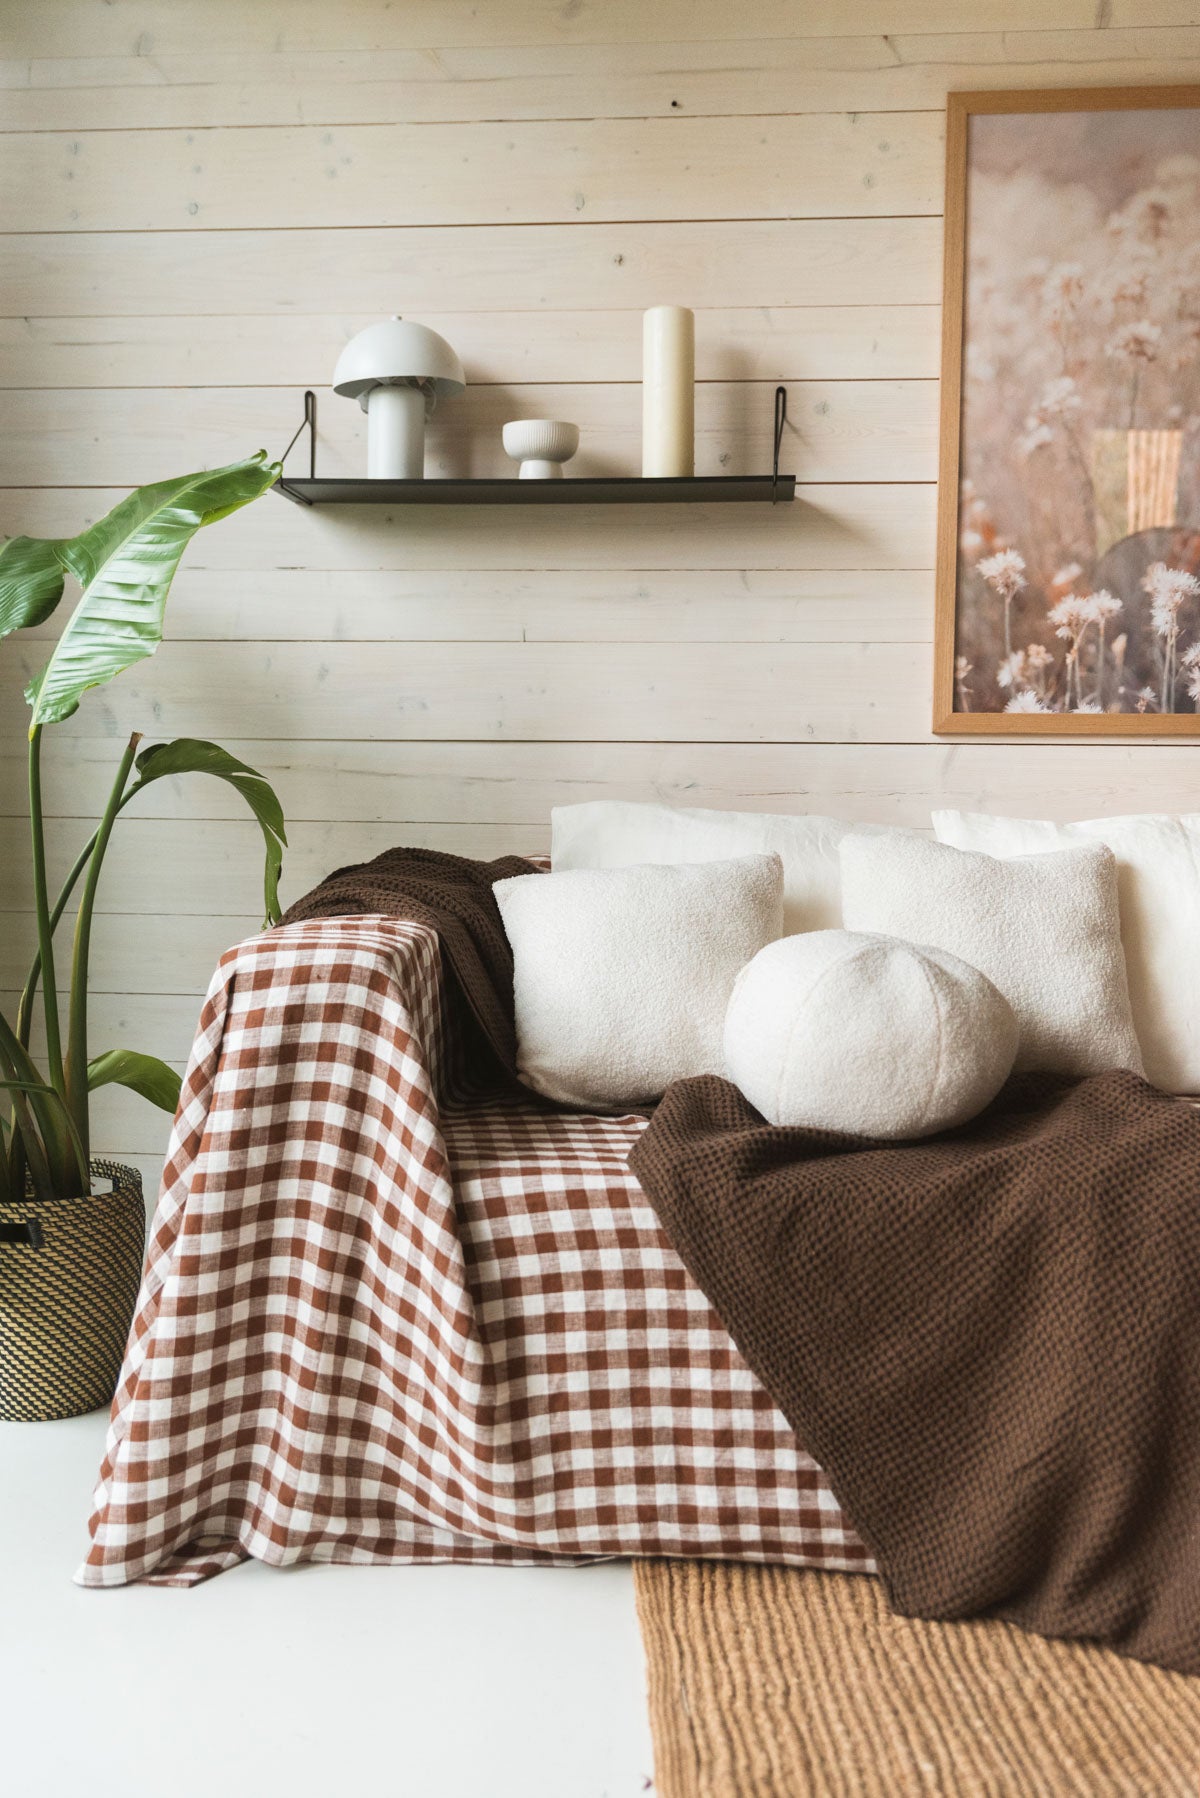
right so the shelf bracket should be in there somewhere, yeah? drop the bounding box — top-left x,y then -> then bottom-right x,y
277,388 -> 317,505
772,385 -> 788,504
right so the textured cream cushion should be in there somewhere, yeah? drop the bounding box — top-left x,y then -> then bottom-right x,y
724,931 -> 1019,1139
494,853 -> 783,1109
551,801 -> 905,935
839,834 -> 1143,1078
934,809 -> 1200,1095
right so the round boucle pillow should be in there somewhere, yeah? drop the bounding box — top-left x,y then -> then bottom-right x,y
724,930 -> 1019,1141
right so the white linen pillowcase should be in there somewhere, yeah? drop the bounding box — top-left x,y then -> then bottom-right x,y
494,852 -> 784,1110
839,833 -> 1143,1078
550,800 -> 909,936
933,809 -> 1200,1095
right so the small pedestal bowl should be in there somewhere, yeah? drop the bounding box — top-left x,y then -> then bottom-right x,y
502,419 -> 580,479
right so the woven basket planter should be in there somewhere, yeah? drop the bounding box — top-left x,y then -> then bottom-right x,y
0,1158 -> 146,1422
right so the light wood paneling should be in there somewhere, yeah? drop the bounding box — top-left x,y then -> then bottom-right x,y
0,220 -> 944,317
16,568 -> 935,647
0,485 -> 940,571
0,639 -> 934,745
3,3 -> 1113,60
5,991 -> 201,1064
0,909 -> 252,996
2,31 -> 1199,128
0,380 -> 939,486
1,113 -> 943,232
0,307 -> 942,388
1,818 -> 538,914
5,740 -> 1198,830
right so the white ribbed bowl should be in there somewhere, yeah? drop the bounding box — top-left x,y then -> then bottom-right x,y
502,419 -> 579,477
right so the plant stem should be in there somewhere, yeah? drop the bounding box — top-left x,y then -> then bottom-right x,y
0,1006 -> 59,1199
16,829 -> 100,1048
65,734 -> 140,1157
28,727 -> 65,1091
17,749 -> 176,1046
7,1115 -> 26,1204
0,1076 -> 87,1192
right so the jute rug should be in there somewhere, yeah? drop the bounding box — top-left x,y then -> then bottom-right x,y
634,1562 -> 1200,1796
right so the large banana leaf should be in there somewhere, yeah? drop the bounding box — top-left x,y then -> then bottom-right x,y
16,454 -> 279,732
124,738 -> 288,926
0,536 -> 67,636
88,1049 -> 182,1115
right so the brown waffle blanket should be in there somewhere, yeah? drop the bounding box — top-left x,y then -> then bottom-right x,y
281,844 -> 538,1084
629,1068 -> 1200,1676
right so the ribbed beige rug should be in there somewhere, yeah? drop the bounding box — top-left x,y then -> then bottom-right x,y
634,1562 -> 1200,1797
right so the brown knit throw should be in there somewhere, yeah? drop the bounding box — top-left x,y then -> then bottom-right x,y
629,1069 -> 1200,1676
280,845 -> 540,1085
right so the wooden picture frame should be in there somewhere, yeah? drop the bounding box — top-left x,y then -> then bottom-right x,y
934,86 -> 1200,736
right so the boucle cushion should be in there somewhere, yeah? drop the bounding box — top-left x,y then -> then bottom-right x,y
494,853 -> 783,1109
550,800 -> 907,935
933,809 -> 1200,1096
724,931 -> 1019,1139
839,834 -> 1143,1079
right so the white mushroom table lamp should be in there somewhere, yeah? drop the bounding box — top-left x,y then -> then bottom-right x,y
333,317 -> 466,479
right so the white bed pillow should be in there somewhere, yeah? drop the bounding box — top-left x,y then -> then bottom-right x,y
839,833 -> 1143,1078
551,801 -> 905,936
724,932 -> 1018,1139
934,809 -> 1200,1095
494,853 -> 783,1109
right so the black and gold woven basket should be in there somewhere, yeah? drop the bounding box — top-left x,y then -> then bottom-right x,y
0,1158 -> 146,1422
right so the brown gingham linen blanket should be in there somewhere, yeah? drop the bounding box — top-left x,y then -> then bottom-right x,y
630,1071 -> 1200,1676
79,904 -> 869,1586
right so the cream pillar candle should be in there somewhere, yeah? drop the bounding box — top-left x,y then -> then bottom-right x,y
642,305 -> 694,477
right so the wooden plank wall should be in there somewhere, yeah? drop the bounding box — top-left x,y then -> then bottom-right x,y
2,0 -> 1199,1180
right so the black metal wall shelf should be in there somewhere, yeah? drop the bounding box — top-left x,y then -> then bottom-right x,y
276,473 -> 794,506
272,388 -> 795,508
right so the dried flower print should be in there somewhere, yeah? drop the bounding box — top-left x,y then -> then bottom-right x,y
978,549 -> 1027,659
952,106 -> 1200,720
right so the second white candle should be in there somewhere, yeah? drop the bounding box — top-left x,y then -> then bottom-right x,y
642,306 -> 695,478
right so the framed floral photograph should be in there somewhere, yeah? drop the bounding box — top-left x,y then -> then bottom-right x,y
934,87 -> 1200,735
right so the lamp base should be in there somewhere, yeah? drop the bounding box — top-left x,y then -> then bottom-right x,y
367,385 -> 426,479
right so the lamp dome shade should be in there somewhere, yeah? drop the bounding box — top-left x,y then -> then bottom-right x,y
332,317 -> 466,409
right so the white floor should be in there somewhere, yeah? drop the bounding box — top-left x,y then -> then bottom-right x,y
2,1411 -> 656,1798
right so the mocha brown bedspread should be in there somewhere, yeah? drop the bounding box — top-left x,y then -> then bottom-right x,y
629,1069 -> 1200,1675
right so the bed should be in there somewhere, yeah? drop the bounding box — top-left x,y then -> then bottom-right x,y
79,914 -> 870,1587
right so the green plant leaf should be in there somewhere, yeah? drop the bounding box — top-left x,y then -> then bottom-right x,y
87,1049 -> 182,1115
0,536 -> 67,637
0,1077 -> 88,1195
125,738 -> 288,926
25,454 -> 279,732
0,1005 -> 81,1197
